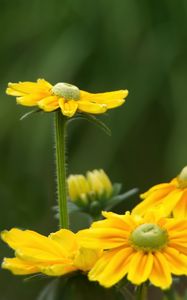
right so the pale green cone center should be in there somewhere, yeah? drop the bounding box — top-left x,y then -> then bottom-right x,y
130,223 -> 168,251
52,83 -> 80,100
177,166 -> 187,188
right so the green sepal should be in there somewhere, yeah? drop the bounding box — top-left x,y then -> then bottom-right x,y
105,188 -> 138,211
20,108 -> 42,120
68,113 -> 111,136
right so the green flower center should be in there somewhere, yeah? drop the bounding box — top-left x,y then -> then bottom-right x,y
177,166 -> 187,188
52,83 -> 80,100
130,223 -> 168,251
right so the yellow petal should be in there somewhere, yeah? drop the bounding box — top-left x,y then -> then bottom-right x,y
163,247 -> 187,275
39,263 -> 77,276
133,190 -> 183,217
16,93 -> 45,106
37,79 -> 52,89
89,247 -> 134,288
2,257 -> 39,275
173,191 -> 187,218
127,251 -> 153,285
49,229 -> 78,254
7,79 -> 52,95
80,90 -> 128,103
77,101 -> 107,114
38,96 -> 59,112
74,247 -> 101,271
1,229 -> 66,257
102,211 -> 137,230
59,99 -> 78,117
78,227 -> 129,249
149,252 -> 172,289
140,183 -> 174,199
6,87 -> 26,97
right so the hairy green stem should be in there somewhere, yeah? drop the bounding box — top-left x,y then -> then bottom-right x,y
55,110 -> 69,228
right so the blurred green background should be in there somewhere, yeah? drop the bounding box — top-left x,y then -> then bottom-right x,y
1,0 -> 187,299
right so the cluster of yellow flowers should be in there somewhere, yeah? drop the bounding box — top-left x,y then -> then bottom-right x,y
2,165 -> 187,290
2,79 -> 187,292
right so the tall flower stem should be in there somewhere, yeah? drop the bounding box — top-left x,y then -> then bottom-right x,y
55,110 -> 69,229
135,284 -> 147,300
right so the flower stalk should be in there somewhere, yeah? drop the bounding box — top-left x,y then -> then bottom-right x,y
136,284 -> 147,300
55,110 -> 69,228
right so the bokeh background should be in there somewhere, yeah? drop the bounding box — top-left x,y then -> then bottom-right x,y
1,0 -> 187,299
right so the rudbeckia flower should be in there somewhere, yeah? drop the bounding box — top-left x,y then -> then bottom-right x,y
6,79 -> 128,117
1,228 -> 101,276
133,166 -> 187,218
78,211 -> 187,289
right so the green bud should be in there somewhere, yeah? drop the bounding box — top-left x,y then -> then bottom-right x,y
177,166 -> 187,188
52,83 -> 80,100
130,223 -> 168,251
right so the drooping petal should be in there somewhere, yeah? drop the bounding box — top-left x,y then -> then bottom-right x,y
38,96 -> 59,111
77,101 -> 107,114
39,263 -> 77,276
16,94 -> 46,106
49,229 -> 78,254
163,247 -> 187,275
74,248 -> 101,272
2,257 -> 39,275
59,98 -> 78,117
89,247 -> 134,288
1,229 -> 67,257
149,252 -> 172,289
127,251 -> 153,285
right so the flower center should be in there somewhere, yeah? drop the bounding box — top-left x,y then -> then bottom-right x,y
177,166 -> 187,188
130,223 -> 168,251
52,82 -> 80,100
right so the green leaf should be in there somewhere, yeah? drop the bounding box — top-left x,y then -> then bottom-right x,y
68,113 -> 111,136
37,279 -> 59,300
20,108 -> 42,120
106,188 -> 139,210
111,183 -> 122,197
69,211 -> 93,232
56,274 -> 124,300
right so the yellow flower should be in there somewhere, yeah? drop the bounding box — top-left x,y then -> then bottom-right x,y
67,169 -> 113,204
6,79 -> 128,117
78,211 -> 187,289
133,166 -> 187,218
1,228 -> 101,276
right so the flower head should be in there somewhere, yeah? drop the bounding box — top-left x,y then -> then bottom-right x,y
78,211 -> 187,289
133,166 -> 187,218
68,169 -> 113,204
6,79 -> 128,117
1,228 -> 101,276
